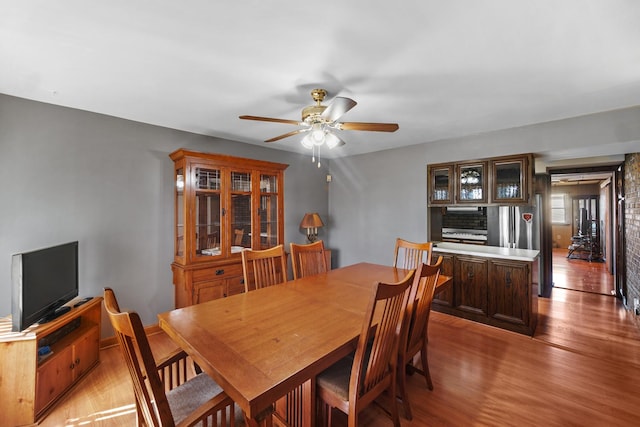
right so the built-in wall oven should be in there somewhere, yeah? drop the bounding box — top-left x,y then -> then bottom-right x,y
441,227 -> 488,245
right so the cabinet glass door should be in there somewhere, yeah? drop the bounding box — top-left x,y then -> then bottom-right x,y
175,167 -> 185,258
259,174 -> 279,249
492,158 -> 527,203
230,171 -> 252,253
457,162 -> 487,203
429,165 -> 453,205
195,167 -> 222,257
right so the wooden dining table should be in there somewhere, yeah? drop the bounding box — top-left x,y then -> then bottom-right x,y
158,262 -> 452,427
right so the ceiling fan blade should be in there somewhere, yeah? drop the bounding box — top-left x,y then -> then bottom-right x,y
239,115 -> 301,126
321,97 -> 357,122
338,122 -> 399,132
264,128 -> 309,143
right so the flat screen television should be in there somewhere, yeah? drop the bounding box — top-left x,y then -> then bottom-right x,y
11,241 -> 79,332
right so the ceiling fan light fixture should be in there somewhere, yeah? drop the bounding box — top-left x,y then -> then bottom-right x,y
325,132 -> 340,149
301,133 -> 314,149
311,124 -> 325,146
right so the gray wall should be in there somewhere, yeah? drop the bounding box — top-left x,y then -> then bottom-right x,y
0,94 -> 329,335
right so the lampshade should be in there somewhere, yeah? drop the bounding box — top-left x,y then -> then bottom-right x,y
300,213 -> 324,229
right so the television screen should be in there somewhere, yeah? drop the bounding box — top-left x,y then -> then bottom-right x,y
11,241 -> 79,332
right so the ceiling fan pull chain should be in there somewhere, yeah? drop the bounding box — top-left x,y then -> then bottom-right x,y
317,145 -> 321,168
311,145 -> 316,163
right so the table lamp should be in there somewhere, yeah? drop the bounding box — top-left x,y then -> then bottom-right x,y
300,213 -> 324,243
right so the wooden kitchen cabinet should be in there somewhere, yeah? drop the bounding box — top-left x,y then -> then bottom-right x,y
431,251 -> 538,335
488,259 -> 537,329
490,154 -> 533,204
170,149 -> 288,308
454,255 -> 488,316
432,252 -> 454,307
456,160 -> 488,204
0,297 -> 101,425
427,163 -> 454,205
427,153 -> 533,206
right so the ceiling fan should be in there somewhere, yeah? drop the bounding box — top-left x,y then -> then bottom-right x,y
239,88 -> 399,150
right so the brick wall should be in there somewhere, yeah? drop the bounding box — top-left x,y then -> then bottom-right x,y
625,153 -> 640,311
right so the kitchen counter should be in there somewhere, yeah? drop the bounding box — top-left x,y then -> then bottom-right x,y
432,242 -> 539,262
431,242 -> 539,336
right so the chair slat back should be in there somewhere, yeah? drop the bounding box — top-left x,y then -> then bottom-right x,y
393,238 -> 433,270
350,270 -> 414,402
402,257 -> 443,354
290,240 -> 328,279
104,288 -> 173,427
241,244 -> 288,292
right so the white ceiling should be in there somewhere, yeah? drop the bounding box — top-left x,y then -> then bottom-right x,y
2,1 -> 640,161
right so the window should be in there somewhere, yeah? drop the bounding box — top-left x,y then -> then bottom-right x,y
551,194 -> 569,224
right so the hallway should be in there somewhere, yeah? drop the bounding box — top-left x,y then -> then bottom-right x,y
551,247 -> 615,295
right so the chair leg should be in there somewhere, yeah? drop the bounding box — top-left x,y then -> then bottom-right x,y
421,343 -> 434,390
389,374 -> 402,427
397,357 -> 413,420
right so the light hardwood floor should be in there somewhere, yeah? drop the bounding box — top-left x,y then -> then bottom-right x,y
40,261 -> 640,427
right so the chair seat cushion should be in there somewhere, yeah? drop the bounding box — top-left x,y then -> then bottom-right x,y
316,356 -> 353,402
167,372 -> 243,425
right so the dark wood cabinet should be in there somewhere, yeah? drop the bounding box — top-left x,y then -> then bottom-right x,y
488,259 -> 531,326
490,154 -> 533,204
427,153 -> 533,206
432,252 -> 454,307
456,161 -> 488,204
454,255 -> 488,315
170,149 -> 288,308
427,164 -> 454,205
432,250 -> 538,335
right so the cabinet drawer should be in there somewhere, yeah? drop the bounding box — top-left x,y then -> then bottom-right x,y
192,263 -> 243,282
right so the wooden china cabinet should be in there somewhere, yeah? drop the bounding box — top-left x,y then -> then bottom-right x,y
170,149 -> 288,308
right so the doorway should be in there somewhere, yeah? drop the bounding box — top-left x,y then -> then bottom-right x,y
550,169 -> 617,296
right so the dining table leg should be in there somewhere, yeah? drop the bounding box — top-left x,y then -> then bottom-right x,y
246,413 -> 273,427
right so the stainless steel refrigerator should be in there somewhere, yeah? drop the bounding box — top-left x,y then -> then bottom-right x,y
487,195 -> 547,296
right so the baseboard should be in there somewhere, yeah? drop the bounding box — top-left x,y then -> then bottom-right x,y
100,323 -> 163,349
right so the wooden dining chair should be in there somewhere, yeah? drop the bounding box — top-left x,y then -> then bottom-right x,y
393,238 -> 433,270
290,240 -> 328,279
315,270 -> 415,427
241,244 -> 288,292
103,287 -> 243,426
397,256 -> 443,420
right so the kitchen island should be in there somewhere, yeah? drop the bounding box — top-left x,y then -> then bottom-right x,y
431,242 -> 540,335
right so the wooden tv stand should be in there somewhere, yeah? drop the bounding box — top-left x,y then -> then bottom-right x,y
0,297 -> 102,426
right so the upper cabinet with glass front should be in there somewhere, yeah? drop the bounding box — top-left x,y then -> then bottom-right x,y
427,154 -> 533,206
171,149 -> 287,264
490,154 -> 533,204
170,149 -> 288,307
427,164 -> 454,205
456,161 -> 488,204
